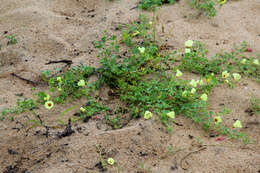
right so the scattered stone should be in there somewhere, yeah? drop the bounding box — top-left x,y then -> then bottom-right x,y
245,108 -> 254,116
57,119 -> 75,138
3,165 -> 19,173
8,149 -> 18,155
188,134 -> 193,139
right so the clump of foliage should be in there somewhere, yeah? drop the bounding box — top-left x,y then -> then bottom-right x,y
139,0 -> 176,10
139,0 -> 226,17
190,0 -> 216,17
0,33 -> 17,50
5,34 -> 17,45
249,96 -> 260,115
180,41 -> 260,80
1,98 -> 35,120
47,66 -> 96,103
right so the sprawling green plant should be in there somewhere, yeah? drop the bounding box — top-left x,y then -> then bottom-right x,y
2,15 -> 259,143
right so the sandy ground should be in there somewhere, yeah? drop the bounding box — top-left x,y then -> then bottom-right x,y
0,0 -> 260,172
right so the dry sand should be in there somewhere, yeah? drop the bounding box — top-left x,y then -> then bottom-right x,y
0,0 -> 260,172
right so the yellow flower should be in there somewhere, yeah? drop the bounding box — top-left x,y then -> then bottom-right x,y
44,94 -> 50,101
45,101 -> 54,110
189,79 -> 197,88
253,59 -> 259,65
206,77 -> 212,83
213,116 -> 222,125
191,88 -> 196,94
144,111 -> 152,120
184,48 -> 191,54
149,21 -> 153,25
222,71 -> 230,79
232,73 -> 241,82
197,79 -> 204,86
176,69 -> 183,77
182,90 -> 188,98
200,93 -> 208,101
138,47 -> 145,54
107,158 -> 115,165
224,79 -> 230,84
132,31 -> 140,36
167,111 -> 175,119
233,120 -> 242,128
240,59 -> 247,64
77,79 -> 86,87
57,77 -> 62,82
218,0 -> 226,5
80,107 -> 86,112
185,40 -> 193,48
58,88 -> 62,91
